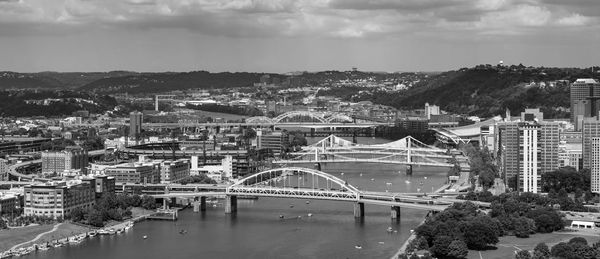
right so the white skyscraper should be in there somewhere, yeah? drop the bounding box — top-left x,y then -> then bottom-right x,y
521,126 -> 539,193
591,138 -> 600,194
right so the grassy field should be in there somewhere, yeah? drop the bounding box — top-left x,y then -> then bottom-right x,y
0,224 -> 55,251
466,231 -> 600,259
31,222 -> 91,246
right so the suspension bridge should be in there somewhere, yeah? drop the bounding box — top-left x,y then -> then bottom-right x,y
275,135 -> 454,168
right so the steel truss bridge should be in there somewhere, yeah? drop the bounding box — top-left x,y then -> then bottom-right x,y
275,135 -> 453,168
140,111 -> 393,129
155,167 -> 489,219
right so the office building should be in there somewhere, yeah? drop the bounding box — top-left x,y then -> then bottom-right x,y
497,110 -> 559,193
129,111 -> 143,140
256,130 -> 284,158
570,78 -> 600,123
83,175 -> 116,198
424,103 -> 440,120
0,193 -> 21,215
582,117 -> 600,194
160,159 -> 190,183
41,148 -> 88,174
24,180 -> 95,219
0,159 -> 7,181
104,162 -> 160,184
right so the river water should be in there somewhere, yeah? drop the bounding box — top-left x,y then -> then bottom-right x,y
25,137 -> 449,259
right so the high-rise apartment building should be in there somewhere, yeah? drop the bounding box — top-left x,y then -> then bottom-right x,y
497,110 -> 559,193
256,130 -> 284,158
570,78 -> 600,124
160,159 -> 190,183
129,111 -> 143,140
582,117 -> 600,194
41,148 -> 88,174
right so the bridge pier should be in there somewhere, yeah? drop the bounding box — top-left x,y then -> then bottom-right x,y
391,206 -> 401,222
225,195 -> 237,214
200,196 -> 207,211
162,198 -> 169,210
353,202 -> 364,218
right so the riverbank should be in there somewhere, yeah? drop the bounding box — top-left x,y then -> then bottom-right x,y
0,208 -> 155,254
390,217 -> 426,259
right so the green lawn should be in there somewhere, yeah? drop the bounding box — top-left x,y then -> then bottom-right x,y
32,223 -> 91,246
0,224 -> 55,252
466,231 -> 600,259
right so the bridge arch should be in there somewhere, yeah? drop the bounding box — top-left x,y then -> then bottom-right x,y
227,167 -> 361,201
246,116 -> 275,124
273,111 -> 327,123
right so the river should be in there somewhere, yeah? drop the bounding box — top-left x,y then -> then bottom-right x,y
24,137 -> 449,259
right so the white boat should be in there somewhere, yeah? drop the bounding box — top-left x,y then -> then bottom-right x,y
307,213 -> 313,217
143,235 -> 148,239
405,180 -> 411,184
387,227 -> 393,233
116,228 -> 124,234
89,231 -> 97,237
107,228 -> 116,235
97,229 -> 108,235
355,245 -> 362,249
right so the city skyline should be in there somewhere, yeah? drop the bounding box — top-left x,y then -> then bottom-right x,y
0,0 -> 599,73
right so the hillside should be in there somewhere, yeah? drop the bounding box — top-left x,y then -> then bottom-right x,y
79,71 -> 272,93
353,65 -> 600,118
0,71 -> 139,89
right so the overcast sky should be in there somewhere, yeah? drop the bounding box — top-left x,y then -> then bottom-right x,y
0,0 -> 599,73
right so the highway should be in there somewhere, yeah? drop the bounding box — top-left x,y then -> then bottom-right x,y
7,149 -> 107,181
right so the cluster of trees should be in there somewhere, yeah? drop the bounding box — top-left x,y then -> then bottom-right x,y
462,144 -> 498,188
410,191 -> 570,258
514,237 -> 600,259
411,202 -> 499,258
282,130 -> 308,154
179,174 -> 217,185
70,193 -> 156,227
542,167 -> 595,204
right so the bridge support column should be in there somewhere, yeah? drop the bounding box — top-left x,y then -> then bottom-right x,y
163,198 -> 169,210
391,206 -> 401,222
193,201 -> 200,212
353,202 -> 364,218
225,195 -> 237,214
200,196 -> 207,211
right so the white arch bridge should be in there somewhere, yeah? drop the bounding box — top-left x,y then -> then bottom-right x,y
275,135 -> 454,168
155,167 -> 488,220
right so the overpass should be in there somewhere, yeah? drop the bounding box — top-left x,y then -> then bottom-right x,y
8,149 -> 107,181
275,135 -> 454,168
157,167 -> 489,220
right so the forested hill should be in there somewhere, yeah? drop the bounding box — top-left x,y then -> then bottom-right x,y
78,71 -> 273,94
353,65 -> 600,118
0,71 -> 138,89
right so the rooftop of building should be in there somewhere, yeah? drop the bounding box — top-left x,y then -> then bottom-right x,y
574,78 -> 600,84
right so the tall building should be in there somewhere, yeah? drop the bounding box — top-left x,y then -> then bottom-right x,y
129,111 -> 143,140
256,130 -> 284,158
41,148 -> 88,174
570,78 -> 600,123
582,117 -> 600,194
497,110 -> 559,193
24,180 -> 95,219
0,159 -> 8,181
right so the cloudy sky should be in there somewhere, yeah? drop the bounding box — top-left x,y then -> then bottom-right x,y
0,0 -> 599,73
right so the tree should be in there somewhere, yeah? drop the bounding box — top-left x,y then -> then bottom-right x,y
447,240 -> 469,259
532,243 -> 550,259
430,235 -> 453,257
515,250 -> 532,259
513,217 -> 532,238
551,242 -> 574,259
463,221 -> 499,249
568,237 -> 588,246
0,219 -> 7,229
87,208 -> 104,227
141,195 -> 157,210
70,207 -> 85,222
